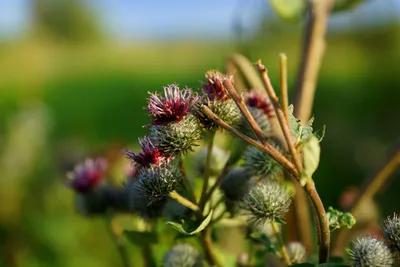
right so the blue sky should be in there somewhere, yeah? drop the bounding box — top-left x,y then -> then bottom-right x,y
0,0 -> 399,41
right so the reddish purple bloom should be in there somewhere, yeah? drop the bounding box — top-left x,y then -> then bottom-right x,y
124,137 -> 168,168
146,84 -> 198,125
66,158 -> 107,193
246,89 -> 274,118
203,70 -> 230,101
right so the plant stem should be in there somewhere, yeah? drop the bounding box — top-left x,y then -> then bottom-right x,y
204,163 -> 229,202
201,228 -> 221,267
199,131 -> 215,209
202,105 -> 299,178
294,0 -> 334,122
279,54 -> 290,123
332,147 -> 400,255
169,190 -> 200,213
256,60 -> 303,173
223,78 -> 267,144
271,221 -> 291,266
179,157 -> 196,203
105,215 -> 131,267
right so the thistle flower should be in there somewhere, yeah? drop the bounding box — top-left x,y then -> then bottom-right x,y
146,84 -> 198,125
349,237 -> 393,267
241,182 -> 292,225
149,114 -> 202,156
383,213 -> 400,254
203,70 -> 230,101
244,142 -> 283,180
163,244 -> 203,267
220,167 -> 252,201
124,136 -> 169,168
245,89 -> 274,119
66,158 -> 107,193
133,162 -> 183,205
286,242 -> 306,264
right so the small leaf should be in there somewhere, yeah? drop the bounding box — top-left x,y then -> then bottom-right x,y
124,230 -> 158,246
326,207 -> 356,232
166,211 -> 213,235
300,136 -> 320,186
314,125 -> 326,142
268,0 -> 307,22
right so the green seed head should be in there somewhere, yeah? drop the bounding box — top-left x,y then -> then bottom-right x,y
383,213 -> 400,254
286,242 -> 306,264
241,181 -> 292,225
163,243 -> 204,267
349,237 -> 393,267
149,114 -> 202,156
244,143 -> 284,181
220,167 -> 253,201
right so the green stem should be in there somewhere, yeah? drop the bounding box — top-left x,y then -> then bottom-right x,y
271,221 -> 291,266
105,215 -> 131,267
199,131 -> 215,209
169,190 -> 200,213
179,156 -> 196,203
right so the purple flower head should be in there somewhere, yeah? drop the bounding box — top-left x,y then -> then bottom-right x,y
246,89 -> 274,118
124,136 -> 171,169
203,70 -> 230,101
146,84 -> 198,125
66,158 -> 107,193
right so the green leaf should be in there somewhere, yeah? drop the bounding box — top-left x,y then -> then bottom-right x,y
166,211 -> 213,235
249,232 -> 277,254
333,0 -> 363,13
124,230 -> 158,246
288,105 -> 317,144
314,125 -> 326,142
268,0 -> 307,22
300,136 -> 320,186
326,207 -> 356,232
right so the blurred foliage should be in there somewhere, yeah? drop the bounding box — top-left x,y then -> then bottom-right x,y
0,1 -> 400,266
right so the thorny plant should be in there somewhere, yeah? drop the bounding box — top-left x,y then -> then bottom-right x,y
63,1 -> 400,267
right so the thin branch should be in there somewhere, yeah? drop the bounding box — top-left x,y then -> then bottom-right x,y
223,78 -> 267,144
279,54 -> 290,123
179,157 -> 196,203
256,59 -> 330,263
169,190 -> 200,213
204,163 -> 229,202
202,105 -> 299,178
271,221 -> 292,266
294,0 -> 334,123
199,132 -> 215,209
256,60 -> 303,173
201,229 -> 221,267
332,147 -> 400,256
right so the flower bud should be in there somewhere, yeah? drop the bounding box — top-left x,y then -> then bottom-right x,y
286,242 -> 306,264
241,181 -> 292,225
134,162 -> 183,204
349,237 -> 393,267
220,167 -> 252,201
244,143 -> 283,180
383,213 -> 400,254
203,70 -> 230,101
163,243 -> 203,267
124,136 -> 165,168
149,114 -> 202,156
66,158 -> 107,193
245,89 -> 274,119
146,84 -> 198,125
240,107 -> 272,138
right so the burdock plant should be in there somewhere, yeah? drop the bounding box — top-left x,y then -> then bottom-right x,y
62,2 -> 400,266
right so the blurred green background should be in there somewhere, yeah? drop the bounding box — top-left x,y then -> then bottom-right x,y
0,0 -> 399,266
